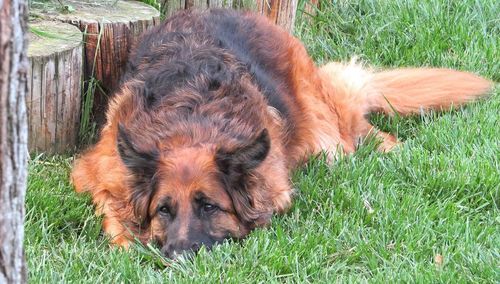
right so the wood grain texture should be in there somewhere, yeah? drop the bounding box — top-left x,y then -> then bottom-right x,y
27,21 -> 83,153
162,0 -> 186,18
187,0 -> 207,9
185,0 -> 238,9
163,0 -> 254,17
301,0 -> 319,19
51,0 -> 160,127
257,0 -> 298,32
163,0 -> 295,31
0,0 -> 29,283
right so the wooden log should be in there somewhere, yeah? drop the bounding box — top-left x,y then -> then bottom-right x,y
162,0 -> 186,17
186,0 -> 207,9
49,0 -> 160,128
257,0 -> 298,32
176,0 -> 298,31
303,0 -> 319,17
206,0 -> 246,8
231,0 -> 254,9
163,0 -> 295,31
185,0 -> 236,9
207,0 -> 228,7
27,21 -> 83,153
163,0 -> 253,16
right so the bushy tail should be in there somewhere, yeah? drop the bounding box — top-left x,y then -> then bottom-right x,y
319,60 -> 493,117
370,68 -> 493,115
318,60 -> 493,152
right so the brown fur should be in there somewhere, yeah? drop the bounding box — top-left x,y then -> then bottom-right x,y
71,9 -> 493,255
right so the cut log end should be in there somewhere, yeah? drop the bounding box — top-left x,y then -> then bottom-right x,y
51,0 -> 161,24
29,21 -> 82,58
41,1 -> 161,130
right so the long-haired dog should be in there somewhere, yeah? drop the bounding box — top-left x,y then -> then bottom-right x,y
71,9 -> 492,258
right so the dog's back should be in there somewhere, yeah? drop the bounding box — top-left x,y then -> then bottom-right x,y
119,9 -> 324,167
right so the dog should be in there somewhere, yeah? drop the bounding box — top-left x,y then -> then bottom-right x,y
71,9 -> 492,259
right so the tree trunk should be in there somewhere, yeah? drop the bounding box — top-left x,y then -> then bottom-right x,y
27,21 -> 83,154
0,0 -> 29,283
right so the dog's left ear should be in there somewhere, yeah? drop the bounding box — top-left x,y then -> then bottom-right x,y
215,129 -> 272,226
117,124 -> 159,226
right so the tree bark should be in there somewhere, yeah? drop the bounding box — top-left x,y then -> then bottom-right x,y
0,0 -> 29,283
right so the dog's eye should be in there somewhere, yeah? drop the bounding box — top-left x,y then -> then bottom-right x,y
158,206 -> 171,216
202,203 -> 218,214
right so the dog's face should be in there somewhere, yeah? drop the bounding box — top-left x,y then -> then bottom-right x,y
116,124 -> 272,258
148,147 -> 249,259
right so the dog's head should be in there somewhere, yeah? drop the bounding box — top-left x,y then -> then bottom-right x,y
117,124 -> 273,258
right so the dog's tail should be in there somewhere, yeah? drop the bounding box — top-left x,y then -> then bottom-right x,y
370,68 -> 493,115
319,60 -> 493,117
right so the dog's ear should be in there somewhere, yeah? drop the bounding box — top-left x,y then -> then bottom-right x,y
216,129 -> 270,183
117,124 -> 159,226
215,129 -> 272,226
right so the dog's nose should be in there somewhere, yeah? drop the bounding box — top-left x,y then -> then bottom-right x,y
190,242 -> 200,252
163,240 -> 201,259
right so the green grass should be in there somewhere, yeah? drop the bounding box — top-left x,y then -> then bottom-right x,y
26,1 -> 499,282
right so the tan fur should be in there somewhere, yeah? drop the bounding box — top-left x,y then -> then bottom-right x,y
71,10 -> 493,250
370,68 -> 493,115
316,60 -> 493,153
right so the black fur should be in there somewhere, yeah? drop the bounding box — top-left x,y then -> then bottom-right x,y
216,129 -> 271,181
117,124 -> 159,225
124,9 -> 298,144
215,129 -> 271,225
205,9 -> 296,119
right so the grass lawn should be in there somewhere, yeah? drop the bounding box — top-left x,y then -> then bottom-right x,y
25,0 -> 499,282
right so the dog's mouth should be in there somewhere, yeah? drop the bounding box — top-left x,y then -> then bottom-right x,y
164,246 -> 211,260
160,241 -> 221,260
156,235 -> 244,259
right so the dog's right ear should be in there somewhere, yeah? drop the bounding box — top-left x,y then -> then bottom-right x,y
117,123 -> 159,225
